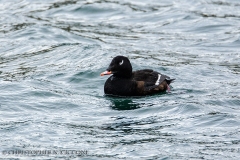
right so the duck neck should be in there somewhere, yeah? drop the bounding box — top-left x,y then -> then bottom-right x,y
114,71 -> 132,79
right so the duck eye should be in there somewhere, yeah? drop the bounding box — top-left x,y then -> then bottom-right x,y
119,60 -> 124,65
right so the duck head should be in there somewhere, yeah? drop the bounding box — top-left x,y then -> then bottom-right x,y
100,56 -> 132,78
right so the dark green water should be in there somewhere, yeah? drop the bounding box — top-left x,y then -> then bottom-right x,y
0,0 -> 240,159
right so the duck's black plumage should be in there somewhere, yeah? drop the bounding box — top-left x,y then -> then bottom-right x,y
101,56 -> 174,96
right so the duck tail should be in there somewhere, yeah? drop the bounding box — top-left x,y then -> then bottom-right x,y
166,78 -> 175,85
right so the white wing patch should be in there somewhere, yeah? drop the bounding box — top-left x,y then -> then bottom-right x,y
119,60 -> 124,65
155,74 -> 161,85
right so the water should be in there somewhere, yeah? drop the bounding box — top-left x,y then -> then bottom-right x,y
0,0 -> 240,159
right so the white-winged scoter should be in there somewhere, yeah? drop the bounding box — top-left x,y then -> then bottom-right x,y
100,56 -> 174,96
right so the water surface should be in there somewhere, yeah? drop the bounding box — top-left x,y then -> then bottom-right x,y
0,0 -> 240,159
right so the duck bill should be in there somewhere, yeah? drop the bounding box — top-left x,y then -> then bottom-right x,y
100,71 -> 112,76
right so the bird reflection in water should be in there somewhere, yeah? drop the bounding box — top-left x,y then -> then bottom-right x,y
108,98 -> 141,110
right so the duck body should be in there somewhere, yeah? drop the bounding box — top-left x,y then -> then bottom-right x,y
101,56 -> 174,96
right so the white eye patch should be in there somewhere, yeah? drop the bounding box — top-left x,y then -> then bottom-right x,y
119,60 -> 124,65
